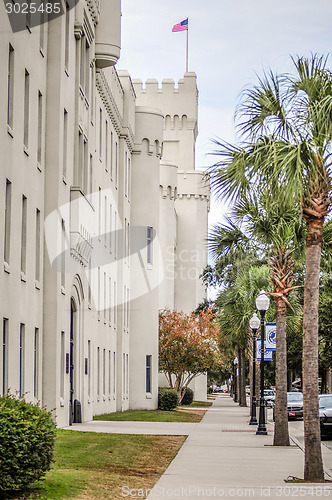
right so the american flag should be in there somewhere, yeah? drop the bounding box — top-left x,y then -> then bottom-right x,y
172,18 -> 188,32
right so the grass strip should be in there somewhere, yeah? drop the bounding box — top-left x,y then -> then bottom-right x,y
6,430 -> 186,499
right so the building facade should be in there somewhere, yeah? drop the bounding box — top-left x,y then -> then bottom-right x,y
0,0 -> 209,427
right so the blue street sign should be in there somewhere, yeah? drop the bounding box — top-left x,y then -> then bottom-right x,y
256,339 -> 273,361
265,323 -> 276,351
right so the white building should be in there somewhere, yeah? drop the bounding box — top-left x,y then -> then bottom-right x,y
0,0 -> 209,427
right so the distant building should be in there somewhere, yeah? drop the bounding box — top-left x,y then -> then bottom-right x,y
0,0 -> 209,427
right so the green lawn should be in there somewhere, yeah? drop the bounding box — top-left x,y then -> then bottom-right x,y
8,430 -> 186,499
180,401 -> 213,408
93,409 -> 203,423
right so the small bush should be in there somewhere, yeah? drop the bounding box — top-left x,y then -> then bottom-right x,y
181,387 -> 194,405
158,388 -> 179,411
208,386 -> 213,394
0,394 -> 56,492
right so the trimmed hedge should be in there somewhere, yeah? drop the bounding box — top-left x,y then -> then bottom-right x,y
158,388 -> 179,411
0,394 -> 56,492
181,387 -> 194,406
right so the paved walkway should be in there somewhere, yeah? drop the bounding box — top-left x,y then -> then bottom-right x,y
64,419 -> 198,435
65,396 -> 332,498
145,395 -> 332,499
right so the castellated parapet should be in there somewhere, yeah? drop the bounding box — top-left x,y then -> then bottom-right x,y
132,73 -> 198,170
133,106 -> 163,158
160,161 -> 178,200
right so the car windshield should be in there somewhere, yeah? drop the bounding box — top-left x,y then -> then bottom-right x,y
287,393 -> 303,402
319,396 -> 332,409
264,391 -> 274,396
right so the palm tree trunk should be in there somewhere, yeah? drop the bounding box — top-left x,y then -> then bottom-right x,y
239,346 -> 247,406
273,298 -> 290,446
303,219 -> 324,481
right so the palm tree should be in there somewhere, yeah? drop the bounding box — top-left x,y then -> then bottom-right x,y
216,263 -> 271,407
209,54 -> 332,481
210,192 -> 304,446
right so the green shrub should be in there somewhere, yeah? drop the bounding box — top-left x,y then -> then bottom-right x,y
158,388 -> 179,411
181,387 -> 194,405
0,394 -> 56,492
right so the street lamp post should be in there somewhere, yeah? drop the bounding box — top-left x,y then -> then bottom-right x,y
249,312 -> 260,425
233,357 -> 238,402
255,290 -> 270,436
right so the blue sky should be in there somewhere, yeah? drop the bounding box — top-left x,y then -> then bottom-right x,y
118,0 -> 332,229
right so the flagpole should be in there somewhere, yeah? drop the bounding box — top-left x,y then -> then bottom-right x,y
186,21 -> 189,72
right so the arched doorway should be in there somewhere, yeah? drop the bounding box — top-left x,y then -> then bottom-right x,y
69,298 -> 77,424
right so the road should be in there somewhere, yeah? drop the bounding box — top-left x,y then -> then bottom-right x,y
265,406 -> 332,452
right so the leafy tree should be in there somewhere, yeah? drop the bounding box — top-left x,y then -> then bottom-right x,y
159,308 -> 221,403
209,54 -> 332,481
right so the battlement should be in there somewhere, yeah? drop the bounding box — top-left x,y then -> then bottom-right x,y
132,72 -> 197,94
132,73 -> 198,124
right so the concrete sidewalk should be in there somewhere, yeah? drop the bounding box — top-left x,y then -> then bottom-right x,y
145,395 -> 332,499
63,419 -> 198,436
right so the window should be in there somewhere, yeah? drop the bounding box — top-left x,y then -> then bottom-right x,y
128,158 -> 131,201
61,219 -> 65,288
97,267 -> 100,315
37,92 -> 43,165
2,319 -> 8,395
4,179 -> 12,265
115,142 -> 118,187
104,196 -> 107,246
105,121 -> 109,171
78,129 -> 83,188
109,204 -> 112,251
113,351 -> 116,394
39,11 -> 45,53
88,257 -> 92,304
124,152 -> 128,197
35,209 -> 41,282
124,218 -> 127,263
122,353 -> 125,395
146,355 -> 152,393
65,2 -> 70,70
24,70 -> 30,148
126,353 -> 129,395
7,45 -> 14,129
19,324 -> 25,397
103,272 -> 106,321
110,131 -> 113,180
88,340 -> 91,397
60,331 -> 65,399
108,350 -> 111,396
21,196 -> 27,274
83,139 -> 88,193
99,109 -> 103,159
34,328 -> 39,398
109,277 -> 112,324
89,154 -> 93,194
113,281 -> 117,326
97,347 -> 100,397
63,109 -> 68,178
147,226 -> 153,265
98,187 -> 101,237
103,349 -> 106,396
114,212 -> 117,259
80,36 -> 89,95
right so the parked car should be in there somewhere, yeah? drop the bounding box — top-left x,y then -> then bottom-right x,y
264,389 -> 275,407
287,392 -> 303,419
319,394 -> 332,436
